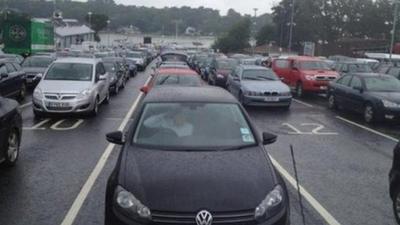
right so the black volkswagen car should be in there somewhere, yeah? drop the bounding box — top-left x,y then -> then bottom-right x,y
328,73 -> 400,123
0,97 -> 22,167
105,87 -> 289,225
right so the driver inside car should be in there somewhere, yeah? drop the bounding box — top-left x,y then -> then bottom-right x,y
143,109 -> 194,137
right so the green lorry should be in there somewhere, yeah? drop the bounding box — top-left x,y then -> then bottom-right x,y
2,18 -> 54,55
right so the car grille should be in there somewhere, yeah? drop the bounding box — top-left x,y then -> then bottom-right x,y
46,106 -> 73,111
263,91 -> 279,96
26,73 -> 37,78
44,93 -> 77,100
315,76 -> 336,81
151,209 -> 255,224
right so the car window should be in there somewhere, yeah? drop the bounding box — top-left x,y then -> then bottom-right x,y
155,74 -> 202,86
45,63 -> 93,81
96,63 -> 106,75
0,64 -> 7,74
299,61 -> 330,70
336,75 -> 352,86
388,67 -> 400,78
348,64 -> 372,73
133,103 -> 256,149
5,63 -> 16,73
364,76 -> 400,92
275,59 -> 289,69
350,76 -> 362,88
12,63 -> 22,71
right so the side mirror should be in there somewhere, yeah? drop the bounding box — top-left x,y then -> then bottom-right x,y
1,73 -> 8,79
140,86 -> 150,94
35,73 -> 43,80
262,132 -> 277,145
279,77 -> 285,81
99,74 -> 107,81
233,76 -> 240,82
106,131 -> 125,145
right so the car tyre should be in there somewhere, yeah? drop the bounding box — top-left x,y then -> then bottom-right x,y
296,82 -> 304,98
328,94 -> 338,110
393,185 -> 400,225
18,83 -> 26,102
104,92 -> 110,104
91,97 -> 99,117
364,103 -> 376,123
3,128 -> 20,167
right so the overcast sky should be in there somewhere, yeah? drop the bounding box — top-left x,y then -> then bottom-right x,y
112,0 -> 277,15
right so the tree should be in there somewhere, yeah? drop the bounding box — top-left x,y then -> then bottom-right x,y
256,24 -> 277,46
85,13 -> 109,41
212,18 -> 251,53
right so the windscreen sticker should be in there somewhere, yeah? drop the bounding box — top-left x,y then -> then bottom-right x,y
242,134 -> 254,143
240,128 -> 250,135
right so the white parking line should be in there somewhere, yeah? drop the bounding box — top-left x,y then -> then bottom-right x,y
19,102 -> 32,109
293,99 -> 314,108
336,116 -> 398,142
269,155 -> 341,225
60,76 -> 152,225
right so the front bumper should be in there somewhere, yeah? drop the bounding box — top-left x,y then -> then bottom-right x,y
302,80 -> 330,93
381,107 -> 400,120
243,95 -> 292,107
32,96 -> 95,114
109,204 -> 289,225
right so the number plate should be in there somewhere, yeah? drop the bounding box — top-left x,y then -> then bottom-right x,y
320,86 -> 328,90
26,78 -> 33,83
46,102 -> 69,108
264,97 -> 279,102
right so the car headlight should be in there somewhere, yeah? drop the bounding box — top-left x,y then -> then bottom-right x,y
305,75 -> 316,81
77,89 -> 92,99
217,74 -> 224,79
382,99 -> 400,108
115,186 -> 152,219
254,185 -> 284,221
33,88 -> 43,100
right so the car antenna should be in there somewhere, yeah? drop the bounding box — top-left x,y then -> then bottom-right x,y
290,144 -> 307,225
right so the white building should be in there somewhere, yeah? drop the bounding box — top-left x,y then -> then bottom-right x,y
55,25 -> 95,49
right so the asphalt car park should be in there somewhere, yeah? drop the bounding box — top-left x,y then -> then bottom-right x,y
0,65 -> 399,225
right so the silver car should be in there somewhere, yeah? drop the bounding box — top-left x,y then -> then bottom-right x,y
32,58 -> 111,117
227,65 -> 292,108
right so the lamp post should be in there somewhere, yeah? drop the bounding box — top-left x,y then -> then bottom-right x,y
88,11 -> 92,28
107,19 -> 111,47
390,0 -> 400,61
288,0 -> 295,52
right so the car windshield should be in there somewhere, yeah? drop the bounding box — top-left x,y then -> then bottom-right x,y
44,63 -> 93,81
133,103 -> 256,149
300,61 -> 330,70
364,76 -> 400,92
242,69 -> 278,81
348,64 -> 372,73
126,52 -> 142,58
217,60 -> 237,70
22,57 -> 53,67
155,74 -> 201,86
103,62 -> 115,73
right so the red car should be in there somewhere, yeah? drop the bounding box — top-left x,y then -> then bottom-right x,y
272,56 -> 339,97
141,68 -> 203,94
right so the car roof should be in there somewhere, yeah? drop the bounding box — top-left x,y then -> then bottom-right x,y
349,72 -> 389,77
239,65 -> 269,70
157,68 -> 197,75
286,56 -> 322,61
54,57 -> 100,64
144,86 -> 237,103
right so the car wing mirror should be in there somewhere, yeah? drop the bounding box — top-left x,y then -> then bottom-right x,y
263,132 -> 277,145
140,85 -> 150,94
1,73 -> 8,79
106,131 -> 126,145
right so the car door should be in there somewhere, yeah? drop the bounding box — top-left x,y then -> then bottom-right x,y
273,59 -> 291,85
229,67 -> 242,97
332,75 -> 353,108
95,63 -> 107,101
346,76 -> 365,112
388,67 -> 400,80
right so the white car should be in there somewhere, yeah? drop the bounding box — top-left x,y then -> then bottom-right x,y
32,58 -> 111,117
125,51 -> 146,71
